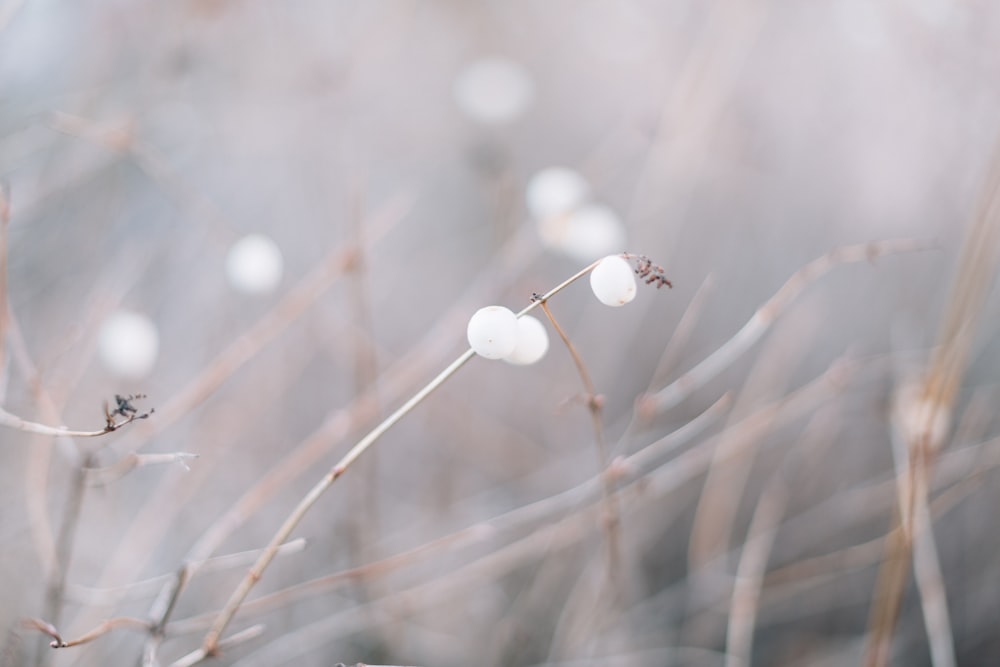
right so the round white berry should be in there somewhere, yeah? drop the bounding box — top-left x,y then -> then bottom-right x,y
453,57 -> 534,125
538,203 -> 627,263
226,234 -> 283,295
98,310 -> 159,378
562,205 -> 627,262
590,255 -> 637,306
526,167 -> 590,220
504,315 -> 549,366
467,306 -> 519,359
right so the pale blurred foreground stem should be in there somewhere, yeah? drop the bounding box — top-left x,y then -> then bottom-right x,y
199,259 -> 601,656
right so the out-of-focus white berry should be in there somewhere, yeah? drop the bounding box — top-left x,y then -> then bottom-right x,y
504,315 -> 549,366
526,168 -> 590,220
467,306 -> 519,359
539,204 -> 627,263
590,255 -> 637,306
98,310 -> 159,378
453,57 -> 534,125
563,205 -> 628,261
226,234 -> 283,295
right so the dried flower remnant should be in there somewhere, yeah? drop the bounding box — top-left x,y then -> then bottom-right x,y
625,252 -> 673,289
103,394 -> 155,431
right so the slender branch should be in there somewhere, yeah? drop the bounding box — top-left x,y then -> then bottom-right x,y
85,452 -> 198,486
168,626 -> 264,667
37,458 -> 90,666
0,406 -> 149,438
200,260 -> 603,655
539,301 -> 621,579
136,226 -> 543,659
724,472 -> 787,667
23,617 -> 150,649
168,395 -> 729,637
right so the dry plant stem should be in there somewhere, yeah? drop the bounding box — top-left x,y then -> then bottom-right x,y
687,320 -> 809,570
0,406 -> 147,438
200,349 -> 475,654
23,617 -> 151,650
924,146 -> 1000,412
640,427 -> 996,636
910,487 -> 954,667
169,394 -> 729,637
724,473 -> 788,667
168,626 -> 264,667
178,357 -> 840,644
539,300 -> 621,580
345,191 -> 384,607
36,460 -> 90,666
644,238 -> 934,415
220,359 -> 852,667
0,186 -> 8,396
141,227 -> 544,660
225,506 -> 613,667
6,314 -> 62,571
85,452 -> 198,486
763,460 -> 992,597
644,273 -> 715,399
866,152 -> 1000,667
200,262 -> 602,654
69,198 -> 407,664
123,194 -> 408,453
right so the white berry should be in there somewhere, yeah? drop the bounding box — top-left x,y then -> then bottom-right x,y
98,310 -> 159,378
467,306 -> 519,359
590,255 -> 637,306
526,167 -> 590,220
226,234 -> 283,295
453,57 -> 535,125
504,315 -> 549,366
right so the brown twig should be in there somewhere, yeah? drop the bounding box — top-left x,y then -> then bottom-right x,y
0,405 -> 151,438
23,617 -> 150,650
168,625 -> 264,667
538,300 -> 622,581
866,144 -> 1000,667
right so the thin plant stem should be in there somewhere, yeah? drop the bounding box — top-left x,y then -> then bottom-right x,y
200,260 -> 602,654
867,145 -> 1000,667
0,185 -> 8,401
0,407 -> 150,438
644,239 -> 935,416
538,301 -> 621,580
24,617 -> 151,650
139,225 -> 544,657
36,458 -> 90,667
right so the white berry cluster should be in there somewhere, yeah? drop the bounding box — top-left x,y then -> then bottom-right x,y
466,308 -> 549,364
526,168 -> 626,263
467,254 -> 642,362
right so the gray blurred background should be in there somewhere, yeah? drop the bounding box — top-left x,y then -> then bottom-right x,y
2,1 -> 1000,666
